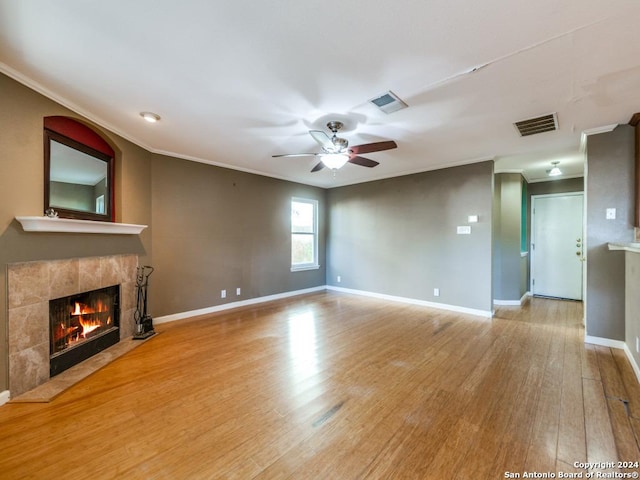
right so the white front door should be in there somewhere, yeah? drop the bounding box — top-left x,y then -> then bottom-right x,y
531,193 -> 584,300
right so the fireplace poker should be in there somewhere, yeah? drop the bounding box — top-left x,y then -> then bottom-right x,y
133,265 -> 155,340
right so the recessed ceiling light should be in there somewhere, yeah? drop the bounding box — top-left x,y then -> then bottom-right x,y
140,112 -> 161,123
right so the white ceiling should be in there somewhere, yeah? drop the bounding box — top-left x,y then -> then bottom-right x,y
1,0 -> 639,188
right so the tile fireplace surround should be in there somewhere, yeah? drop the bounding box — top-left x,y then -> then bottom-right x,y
7,254 -> 138,397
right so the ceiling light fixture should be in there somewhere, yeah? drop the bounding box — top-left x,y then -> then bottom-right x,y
320,153 -> 349,170
140,112 -> 161,123
548,161 -> 562,177
369,90 -> 408,114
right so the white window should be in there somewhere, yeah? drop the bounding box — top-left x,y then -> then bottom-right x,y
291,197 -> 319,271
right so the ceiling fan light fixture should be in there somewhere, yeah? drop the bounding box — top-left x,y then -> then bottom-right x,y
321,153 -> 349,170
548,161 -> 562,177
140,111 -> 161,123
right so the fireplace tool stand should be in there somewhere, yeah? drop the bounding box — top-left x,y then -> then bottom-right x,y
133,265 -> 155,340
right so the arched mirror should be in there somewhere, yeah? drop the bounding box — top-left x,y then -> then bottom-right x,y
44,117 -> 115,222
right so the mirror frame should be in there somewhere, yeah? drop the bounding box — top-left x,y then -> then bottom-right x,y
44,117 -> 115,222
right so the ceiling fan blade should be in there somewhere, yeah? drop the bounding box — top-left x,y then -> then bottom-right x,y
272,153 -> 320,158
309,130 -> 333,149
349,140 -> 397,155
348,156 -> 379,168
311,161 -> 325,172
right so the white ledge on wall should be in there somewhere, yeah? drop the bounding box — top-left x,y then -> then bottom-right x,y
608,242 -> 640,254
15,216 -> 147,235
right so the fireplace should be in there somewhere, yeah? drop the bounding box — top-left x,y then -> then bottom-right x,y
8,254 -> 137,397
49,285 -> 121,376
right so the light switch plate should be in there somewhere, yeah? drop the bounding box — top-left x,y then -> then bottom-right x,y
468,215 -> 478,223
606,208 -> 616,220
457,226 -> 471,234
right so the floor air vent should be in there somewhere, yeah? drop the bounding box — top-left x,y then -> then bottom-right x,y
514,113 -> 558,136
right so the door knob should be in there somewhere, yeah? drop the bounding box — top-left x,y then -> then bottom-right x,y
576,251 -> 582,256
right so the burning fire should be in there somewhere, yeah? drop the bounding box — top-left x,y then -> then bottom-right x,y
78,317 -> 102,338
51,288 -> 117,355
71,301 -> 110,338
71,300 -> 108,316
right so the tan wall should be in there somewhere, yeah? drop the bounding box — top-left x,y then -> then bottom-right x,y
493,173 -> 525,302
150,154 -> 326,317
0,73 -> 153,393
586,126 -> 635,341
326,161 -> 494,313
0,72 -> 326,394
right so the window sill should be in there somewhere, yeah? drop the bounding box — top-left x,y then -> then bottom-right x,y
291,264 -> 320,272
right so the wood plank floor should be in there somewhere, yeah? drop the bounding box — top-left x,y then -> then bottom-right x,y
1,292 -> 639,479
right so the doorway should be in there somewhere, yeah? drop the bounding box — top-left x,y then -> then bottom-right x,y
531,193 -> 584,300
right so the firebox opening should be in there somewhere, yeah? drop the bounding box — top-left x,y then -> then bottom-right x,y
49,284 -> 120,377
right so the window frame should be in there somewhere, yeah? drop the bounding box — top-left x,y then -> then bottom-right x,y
290,197 -> 320,271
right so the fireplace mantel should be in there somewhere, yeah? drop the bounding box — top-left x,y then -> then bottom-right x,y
16,216 -> 147,234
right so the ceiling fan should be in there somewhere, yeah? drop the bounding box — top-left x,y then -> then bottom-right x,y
273,121 -> 397,172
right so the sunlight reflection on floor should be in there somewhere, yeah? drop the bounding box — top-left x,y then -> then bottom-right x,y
287,310 -> 319,389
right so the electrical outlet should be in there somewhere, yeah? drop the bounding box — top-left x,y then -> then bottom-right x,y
434,288 -> 440,297
236,287 -> 241,296
337,275 -> 341,283
221,289 -> 226,299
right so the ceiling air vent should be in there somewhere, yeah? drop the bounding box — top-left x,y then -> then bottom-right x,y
369,91 -> 408,114
514,113 -> 558,137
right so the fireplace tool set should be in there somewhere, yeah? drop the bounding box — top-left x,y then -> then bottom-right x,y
133,265 -> 155,340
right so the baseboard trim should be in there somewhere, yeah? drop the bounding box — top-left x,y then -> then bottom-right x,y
155,284 -> 494,324
0,390 -> 10,407
624,343 -> 640,384
584,335 -> 626,349
493,299 -> 521,306
493,292 -> 530,307
327,285 -> 493,318
585,336 -> 640,384
153,286 -> 327,325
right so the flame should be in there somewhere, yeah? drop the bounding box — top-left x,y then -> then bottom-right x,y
72,302 -> 91,316
71,300 -> 108,316
52,294 -> 116,355
71,300 -> 110,338
78,317 -> 101,338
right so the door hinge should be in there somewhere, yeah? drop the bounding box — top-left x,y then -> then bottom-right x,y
532,278 -> 535,285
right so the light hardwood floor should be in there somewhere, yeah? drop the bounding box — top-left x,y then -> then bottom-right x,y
1,292 -> 639,479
